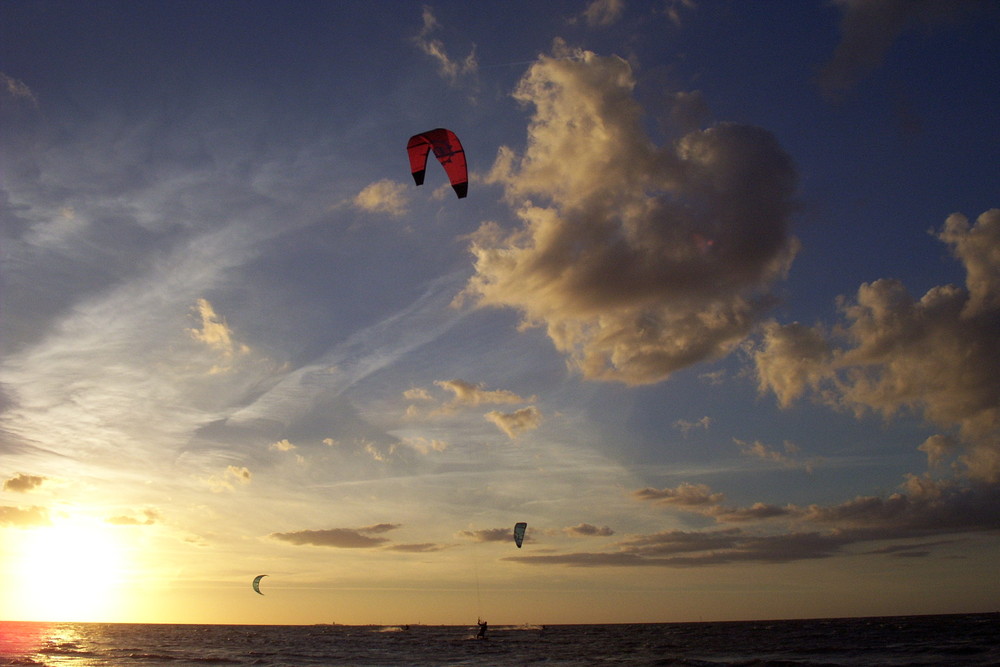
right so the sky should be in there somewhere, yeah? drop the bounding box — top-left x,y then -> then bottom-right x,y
1,0 -> 999,626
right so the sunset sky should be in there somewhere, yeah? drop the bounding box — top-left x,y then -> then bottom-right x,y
2,0 -> 999,625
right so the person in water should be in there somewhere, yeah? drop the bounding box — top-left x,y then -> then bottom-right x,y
477,618 -> 488,639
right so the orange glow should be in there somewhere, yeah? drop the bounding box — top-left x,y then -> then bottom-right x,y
4,516 -> 129,622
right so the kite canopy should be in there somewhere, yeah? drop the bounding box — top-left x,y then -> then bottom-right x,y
513,522 -> 527,548
252,574 -> 268,595
407,128 -> 468,198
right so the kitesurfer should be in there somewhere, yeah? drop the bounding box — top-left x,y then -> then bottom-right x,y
477,617 -> 488,639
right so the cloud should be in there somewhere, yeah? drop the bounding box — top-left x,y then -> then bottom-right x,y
733,438 -> 811,471
271,523 -> 401,548
227,465 -> 252,483
818,0 -> 987,99
0,505 -> 51,527
608,473 -> 1000,568
753,209 -> 1000,482
633,482 -> 724,506
385,542 -> 447,553
353,179 -> 410,217
403,387 -> 433,401
580,0 -> 625,26
460,44 -> 798,385
187,299 -> 251,373
458,527 -> 511,543
504,528 -> 846,567
674,416 -> 711,435
3,473 -> 46,492
664,0 -> 697,27
400,436 -> 448,454
107,509 -> 160,526
709,502 -> 798,523
0,72 -> 38,108
800,476 -> 1000,536
270,439 -> 297,452
485,406 -> 542,439
414,6 -> 477,84
434,379 -> 534,407
564,523 -> 614,537
209,465 -> 252,492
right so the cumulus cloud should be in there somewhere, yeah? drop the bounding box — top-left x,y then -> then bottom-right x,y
3,472 -> 46,492
271,523 -> 400,548
353,179 -> 410,217
485,406 -> 542,439
270,439 -> 297,452
0,505 -> 51,527
414,6 -> 477,84
187,299 -> 250,373
753,209 -> 1000,482
819,0 -> 987,99
209,465 -> 252,491
459,44 -> 798,385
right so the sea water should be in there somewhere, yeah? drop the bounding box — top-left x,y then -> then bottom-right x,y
1,613 -> 997,666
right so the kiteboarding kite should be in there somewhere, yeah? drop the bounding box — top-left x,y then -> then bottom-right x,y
252,574 -> 268,595
513,522 -> 527,548
407,128 -> 468,198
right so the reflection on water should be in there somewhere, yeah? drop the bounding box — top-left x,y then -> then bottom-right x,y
0,622 -> 91,665
0,621 -> 53,656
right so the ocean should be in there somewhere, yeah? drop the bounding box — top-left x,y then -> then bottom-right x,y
1,613 -> 997,666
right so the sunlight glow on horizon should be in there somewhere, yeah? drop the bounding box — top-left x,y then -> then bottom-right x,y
4,516 -> 129,622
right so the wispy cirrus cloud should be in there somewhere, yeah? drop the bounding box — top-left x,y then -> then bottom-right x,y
414,6 -> 477,85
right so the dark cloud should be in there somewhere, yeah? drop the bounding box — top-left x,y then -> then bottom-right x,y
0,504 -> 51,527
505,529 -> 845,568
818,0 -> 988,99
564,523 -> 614,537
385,543 -> 447,553
270,523 -> 401,548
458,527 -> 511,543
633,483 -> 724,506
709,503 -> 797,523
3,472 -> 46,492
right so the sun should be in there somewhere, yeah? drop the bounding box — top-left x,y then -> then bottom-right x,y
4,514 -> 129,622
